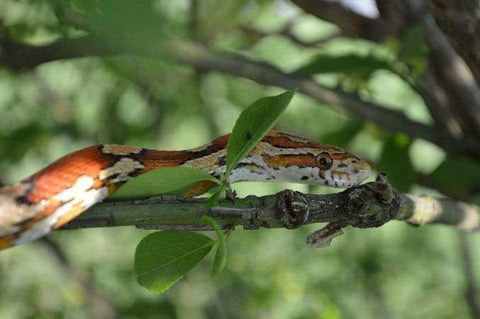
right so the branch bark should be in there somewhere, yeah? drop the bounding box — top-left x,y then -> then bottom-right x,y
61,175 -> 480,246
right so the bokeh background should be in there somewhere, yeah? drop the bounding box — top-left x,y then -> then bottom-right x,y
1,0 -> 480,318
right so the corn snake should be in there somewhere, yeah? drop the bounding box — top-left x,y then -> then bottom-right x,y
0,130 -> 370,250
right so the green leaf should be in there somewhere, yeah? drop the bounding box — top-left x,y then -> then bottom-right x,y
225,89 -> 296,176
201,216 -> 227,276
110,166 -> 221,199
0,124 -> 48,161
206,186 -> 225,209
134,231 -> 215,293
321,121 -> 364,148
296,53 -> 392,77
431,156 -> 480,194
377,134 -> 415,192
398,26 -> 428,73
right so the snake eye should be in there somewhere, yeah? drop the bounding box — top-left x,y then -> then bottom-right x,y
316,152 -> 333,170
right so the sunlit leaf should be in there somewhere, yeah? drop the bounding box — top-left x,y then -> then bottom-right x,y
226,89 -> 296,176
134,231 -> 214,293
111,166 -> 221,199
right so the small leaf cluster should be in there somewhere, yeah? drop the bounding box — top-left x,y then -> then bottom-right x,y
114,90 -> 295,293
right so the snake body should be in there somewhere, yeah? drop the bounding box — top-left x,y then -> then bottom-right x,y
0,130 -> 370,250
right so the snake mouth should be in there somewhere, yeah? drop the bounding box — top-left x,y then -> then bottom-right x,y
324,161 -> 371,188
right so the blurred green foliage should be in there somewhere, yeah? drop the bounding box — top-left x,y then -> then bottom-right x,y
0,0 -> 479,318
377,134 -> 415,192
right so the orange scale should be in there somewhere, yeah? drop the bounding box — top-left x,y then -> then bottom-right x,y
26,147 -> 115,203
264,154 -> 317,168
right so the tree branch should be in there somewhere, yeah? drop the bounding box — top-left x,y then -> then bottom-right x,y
422,67 -> 466,138
291,0 -> 382,42
400,194 -> 480,231
240,25 -> 339,49
291,0 -> 410,42
0,35 -> 117,71
407,0 -> 480,139
291,0 -> 480,145
2,35 -> 480,159
169,40 -> 480,159
427,0 -> 480,85
61,175 -> 480,245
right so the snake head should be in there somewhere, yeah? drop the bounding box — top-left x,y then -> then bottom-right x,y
314,150 -> 371,188
255,131 -> 371,188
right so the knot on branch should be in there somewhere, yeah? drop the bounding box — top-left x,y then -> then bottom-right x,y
345,174 -> 400,228
276,189 -> 309,229
307,174 -> 400,248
